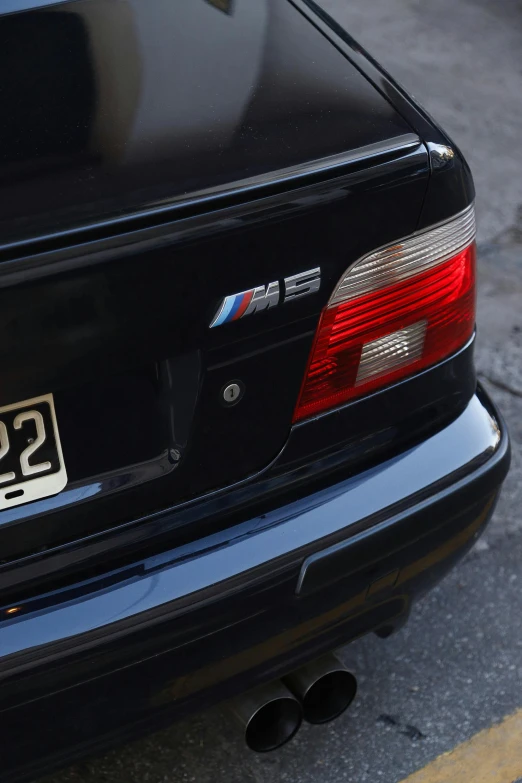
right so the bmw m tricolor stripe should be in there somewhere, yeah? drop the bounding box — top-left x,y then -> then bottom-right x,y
210,289 -> 254,328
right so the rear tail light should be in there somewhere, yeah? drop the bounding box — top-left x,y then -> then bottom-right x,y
293,205 -> 476,422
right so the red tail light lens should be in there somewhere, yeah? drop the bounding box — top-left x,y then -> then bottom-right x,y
294,205 -> 476,422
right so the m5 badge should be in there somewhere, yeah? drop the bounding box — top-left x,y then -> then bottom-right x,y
210,267 -> 321,328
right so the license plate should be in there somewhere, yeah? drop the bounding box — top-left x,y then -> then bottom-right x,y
0,393 -> 67,510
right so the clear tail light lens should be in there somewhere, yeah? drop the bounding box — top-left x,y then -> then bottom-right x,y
293,205 -> 476,422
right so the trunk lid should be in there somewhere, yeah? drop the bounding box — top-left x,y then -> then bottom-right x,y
0,0 -> 429,561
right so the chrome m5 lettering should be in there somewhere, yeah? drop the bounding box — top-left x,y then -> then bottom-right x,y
210,268 -> 321,328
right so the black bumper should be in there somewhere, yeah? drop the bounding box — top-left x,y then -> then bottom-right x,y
0,387 -> 510,782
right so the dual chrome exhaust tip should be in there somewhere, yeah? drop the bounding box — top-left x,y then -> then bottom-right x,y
230,653 -> 357,752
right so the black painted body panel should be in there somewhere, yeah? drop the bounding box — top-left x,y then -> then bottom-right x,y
292,0 -> 475,227
0,1 -> 503,780
0,0 -> 411,247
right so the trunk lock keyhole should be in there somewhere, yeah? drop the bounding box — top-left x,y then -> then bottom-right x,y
222,381 -> 244,406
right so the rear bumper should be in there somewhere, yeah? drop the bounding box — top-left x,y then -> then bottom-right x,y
0,386 -> 510,781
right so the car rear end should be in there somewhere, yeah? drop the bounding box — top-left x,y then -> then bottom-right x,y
0,0 -> 509,779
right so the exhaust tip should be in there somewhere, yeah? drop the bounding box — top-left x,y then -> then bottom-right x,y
245,696 -> 302,752
301,669 -> 357,724
284,654 -> 357,725
230,681 -> 303,752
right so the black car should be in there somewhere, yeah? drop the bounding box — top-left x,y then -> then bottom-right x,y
0,0 -> 510,778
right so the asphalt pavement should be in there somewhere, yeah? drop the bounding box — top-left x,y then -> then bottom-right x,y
43,1 -> 522,781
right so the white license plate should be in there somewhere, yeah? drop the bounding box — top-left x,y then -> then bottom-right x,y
0,393 -> 67,510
